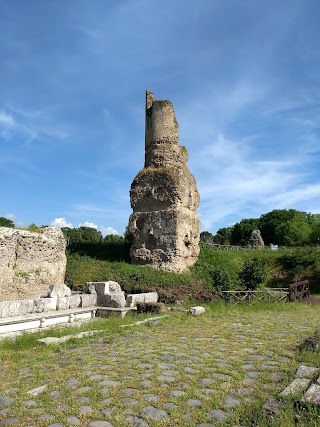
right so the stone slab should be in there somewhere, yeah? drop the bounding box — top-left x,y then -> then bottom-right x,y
80,294 -> 97,307
126,292 -> 158,307
280,378 -> 311,397
295,365 -> 320,379
302,384 -> 320,405
189,306 -> 205,315
48,284 -> 71,298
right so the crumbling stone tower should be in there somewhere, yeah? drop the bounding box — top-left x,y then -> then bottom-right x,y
128,91 -> 200,272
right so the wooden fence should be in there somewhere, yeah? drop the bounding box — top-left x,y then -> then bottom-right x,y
223,289 -> 289,305
288,280 -> 310,302
223,281 -> 310,306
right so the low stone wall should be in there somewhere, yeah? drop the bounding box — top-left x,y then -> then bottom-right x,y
0,284 -> 97,319
0,282 -> 158,319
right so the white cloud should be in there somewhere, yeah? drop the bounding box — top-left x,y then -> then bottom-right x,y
78,221 -> 98,229
0,111 -> 15,128
51,217 -> 73,228
78,221 -> 119,237
99,226 -> 119,237
190,133 -> 310,231
5,213 -> 16,220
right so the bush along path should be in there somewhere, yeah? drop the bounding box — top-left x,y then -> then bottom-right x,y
0,303 -> 319,427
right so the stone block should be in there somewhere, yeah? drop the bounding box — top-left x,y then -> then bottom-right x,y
100,292 -> 126,308
189,306 -> 205,316
80,294 -> 97,308
107,281 -> 122,292
85,282 -> 109,295
84,282 -> 97,294
69,294 -> 81,309
34,297 -> 57,313
27,385 -> 48,396
263,396 -> 285,418
127,292 -> 158,307
48,284 -> 71,298
280,378 -> 311,397
295,365 -> 320,379
0,299 -> 35,318
302,384 -> 320,405
57,297 -> 71,310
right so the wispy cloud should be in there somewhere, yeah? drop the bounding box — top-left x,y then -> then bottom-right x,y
0,105 -> 68,144
0,110 -> 15,128
188,132 -> 316,231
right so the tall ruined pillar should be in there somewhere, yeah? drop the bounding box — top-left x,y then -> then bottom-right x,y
128,91 -> 200,272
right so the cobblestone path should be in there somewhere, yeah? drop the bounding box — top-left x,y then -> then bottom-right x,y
0,307 -> 319,426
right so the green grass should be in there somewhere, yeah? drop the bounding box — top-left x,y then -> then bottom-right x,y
66,245 -> 320,299
0,303 -> 319,426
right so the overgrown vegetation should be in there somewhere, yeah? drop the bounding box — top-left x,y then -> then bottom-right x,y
65,241 -> 320,300
239,259 -> 268,290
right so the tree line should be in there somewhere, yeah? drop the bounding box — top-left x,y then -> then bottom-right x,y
201,209 -> 320,247
2,208 -> 320,248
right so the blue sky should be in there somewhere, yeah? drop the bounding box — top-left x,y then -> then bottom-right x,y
1,0 -> 320,236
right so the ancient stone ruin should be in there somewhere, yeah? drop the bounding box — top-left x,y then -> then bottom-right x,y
0,227 -> 67,301
128,91 -> 200,272
250,229 -> 265,248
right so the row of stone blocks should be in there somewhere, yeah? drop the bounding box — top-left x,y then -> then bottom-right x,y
0,282 -> 158,319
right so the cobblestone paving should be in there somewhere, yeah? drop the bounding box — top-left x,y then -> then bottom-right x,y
0,308 -> 319,426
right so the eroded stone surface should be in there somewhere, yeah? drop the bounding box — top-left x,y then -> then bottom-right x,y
0,397 -> 13,408
0,227 -> 67,302
142,406 -> 169,419
207,409 -> 230,421
302,384 -> 320,405
295,365 -> 320,379
128,90 -> 200,273
280,378 -> 311,397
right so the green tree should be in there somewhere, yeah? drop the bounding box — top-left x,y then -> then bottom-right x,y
275,213 -> 311,246
208,267 -> 231,297
213,227 -> 233,245
200,231 -> 214,245
124,226 -> 134,245
239,259 -> 268,290
104,234 -> 124,243
309,214 -> 320,245
258,209 -> 300,245
231,218 -> 259,246
61,227 -> 81,245
77,226 -> 102,243
0,217 -> 15,228
27,223 -> 40,232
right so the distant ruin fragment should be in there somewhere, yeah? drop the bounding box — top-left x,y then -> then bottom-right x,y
250,229 -> 265,248
0,227 -> 67,301
128,91 -> 200,272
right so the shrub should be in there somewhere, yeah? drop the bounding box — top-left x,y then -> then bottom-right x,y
239,259 -> 268,290
208,267 -> 231,297
277,248 -> 320,280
